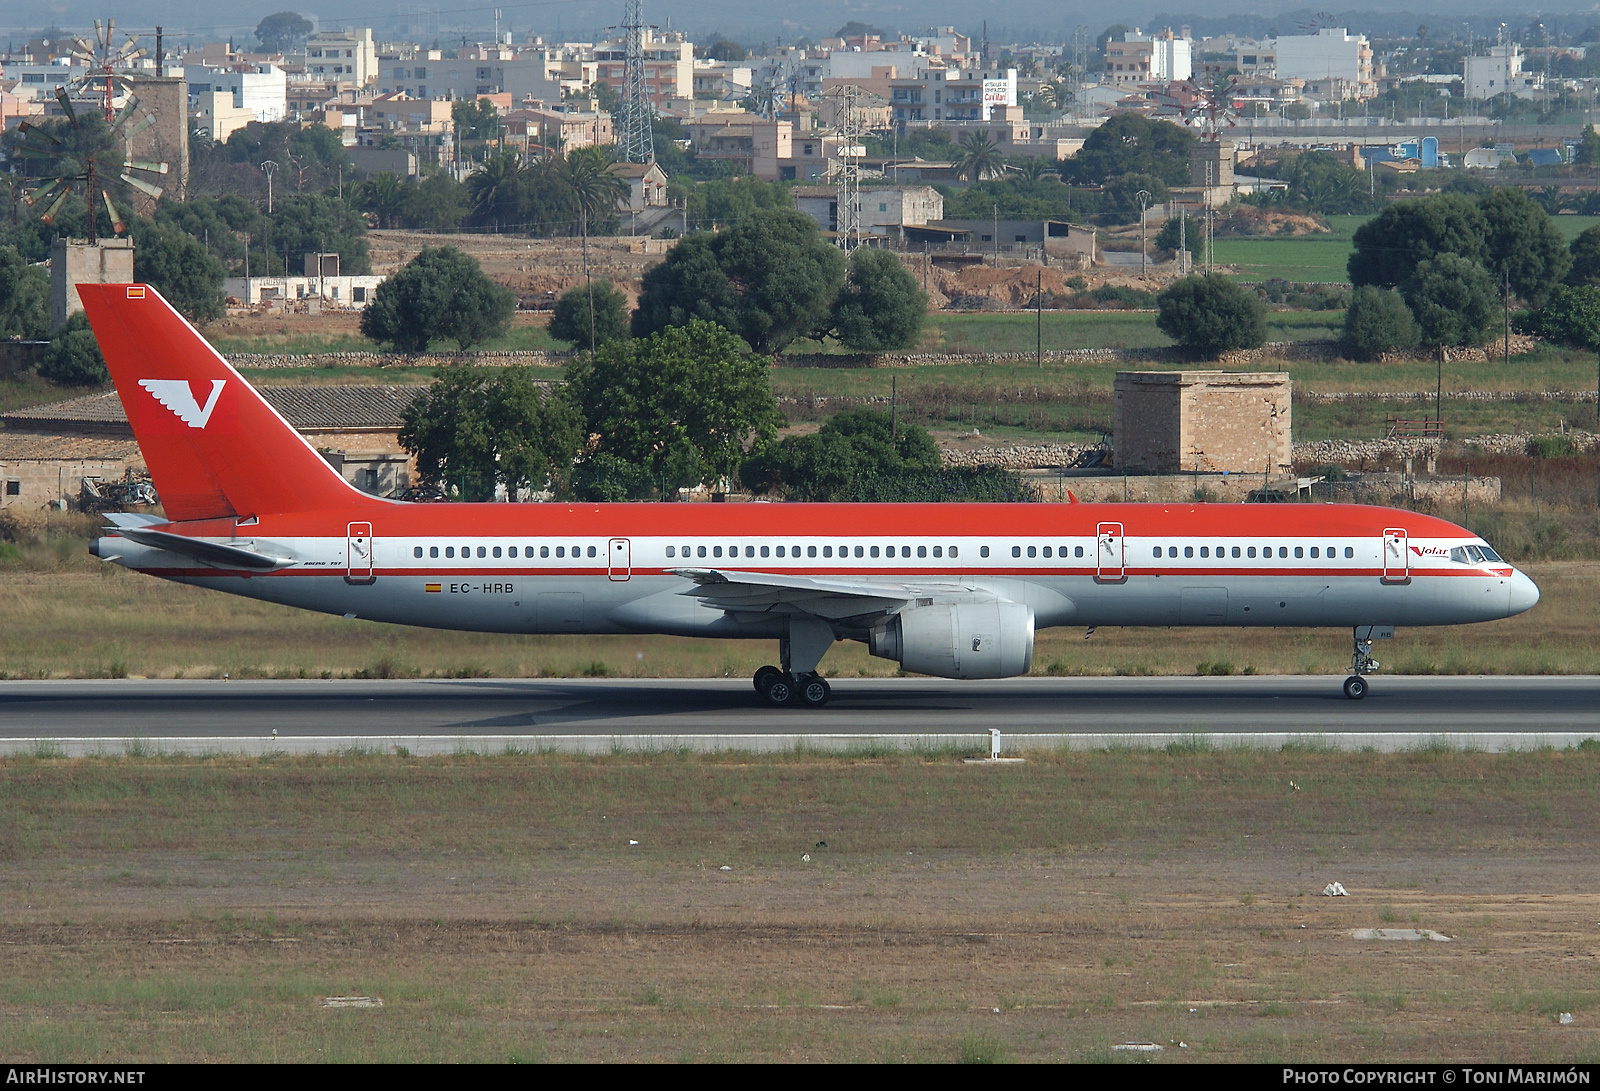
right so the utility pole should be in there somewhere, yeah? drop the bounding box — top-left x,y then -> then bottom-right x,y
1036,268 -> 1043,368
1136,189 -> 1151,279
890,374 -> 897,444
261,161 -> 277,213
993,203 -> 998,265
1504,266 -> 1511,363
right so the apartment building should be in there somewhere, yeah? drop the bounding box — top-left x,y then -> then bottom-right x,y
1104,29 -> 1191,86
592,29 -> 693,107
1464,44 -> 1543,101
378,54 -> 560,106
304,29 -> 377,86
184,63 -> 288,123
1272,28 -> 1374,98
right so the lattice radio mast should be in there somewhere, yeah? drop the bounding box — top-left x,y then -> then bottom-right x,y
825,83 -> 874,250
619,0 -> 655,163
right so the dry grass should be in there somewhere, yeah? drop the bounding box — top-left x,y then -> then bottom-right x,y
2,747 -> 1600,1062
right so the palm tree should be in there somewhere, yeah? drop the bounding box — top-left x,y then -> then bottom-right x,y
1036,78 -> 1072,110
1011,157 -> 1054,182
466,152 -> 525,231
559,148 -> 629,353
354,171 -> 407,229
953,131 -> 1002,182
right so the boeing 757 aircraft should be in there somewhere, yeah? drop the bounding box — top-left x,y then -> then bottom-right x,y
77,284 -> 1539,706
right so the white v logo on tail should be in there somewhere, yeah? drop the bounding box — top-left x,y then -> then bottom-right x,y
139,379 -> 226,428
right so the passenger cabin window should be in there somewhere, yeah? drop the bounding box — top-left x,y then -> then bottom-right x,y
980,546 -> 989,558
1073,546 -> 1082,558
1012,546 -> 1022,558
556,546 -> 565,558
493,546 -> 502,558
587,546 -> 597,558
430,546 -> 439,558
541,546 -> 550,558
666,546 -> 675,558
1344,547 -> 1354,559
1294,547 -> 1303,559
1184,546 -> 1194,558
446,547 -> 455,558
413,546 -> 423,558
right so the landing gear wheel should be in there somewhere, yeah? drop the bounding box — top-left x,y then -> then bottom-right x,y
761,671 -> 798,707
1343,675 -> 1368,700
753,664 -> 783,695
797,674 -> 831,708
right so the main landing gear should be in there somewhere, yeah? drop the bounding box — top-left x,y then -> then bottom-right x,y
754,665 -> 831,708
1344,627 -> 1381,700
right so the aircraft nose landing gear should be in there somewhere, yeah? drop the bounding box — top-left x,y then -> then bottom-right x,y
1345,627 -> 1381,700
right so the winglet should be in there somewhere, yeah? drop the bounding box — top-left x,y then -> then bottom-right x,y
77,284 -> 382,521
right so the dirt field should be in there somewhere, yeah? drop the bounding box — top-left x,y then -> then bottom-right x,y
2,748 -> 1599,1062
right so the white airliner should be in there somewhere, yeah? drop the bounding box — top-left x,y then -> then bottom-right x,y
79,284 -> 1539,706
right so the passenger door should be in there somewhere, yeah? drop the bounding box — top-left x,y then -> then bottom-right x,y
345,521 -> 375,585
608,538 -> 631,581
1382,527 -> 1409,584
1096,522 -> 1125,583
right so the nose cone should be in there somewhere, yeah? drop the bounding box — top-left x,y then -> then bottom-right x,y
1508,569 -> 1540,617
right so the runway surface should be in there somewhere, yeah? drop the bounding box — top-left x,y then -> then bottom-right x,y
0,676 -> 1596,754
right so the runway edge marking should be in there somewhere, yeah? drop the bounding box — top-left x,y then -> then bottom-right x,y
2,732 -> 1597,757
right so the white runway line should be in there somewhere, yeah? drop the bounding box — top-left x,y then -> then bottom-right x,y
3,731 -> 1598,757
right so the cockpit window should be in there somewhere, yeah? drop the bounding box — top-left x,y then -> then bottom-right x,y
1465,545 -> 1486,563
1478,544 -> 1503,563
1450,546 -> 1469,564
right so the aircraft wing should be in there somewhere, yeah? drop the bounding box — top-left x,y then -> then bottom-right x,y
668,567 -> 978,623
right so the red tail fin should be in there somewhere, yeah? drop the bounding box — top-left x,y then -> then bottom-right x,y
77,283 -> 380,521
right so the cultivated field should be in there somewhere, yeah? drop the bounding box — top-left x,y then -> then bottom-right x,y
2,747 -> 1600,1062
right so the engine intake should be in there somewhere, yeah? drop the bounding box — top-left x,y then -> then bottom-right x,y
869,602 -> 1034,680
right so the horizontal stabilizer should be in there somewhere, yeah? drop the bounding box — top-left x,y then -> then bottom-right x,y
110,526 -> 295,570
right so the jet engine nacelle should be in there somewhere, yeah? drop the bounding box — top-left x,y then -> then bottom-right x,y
869,602 -> 1035,680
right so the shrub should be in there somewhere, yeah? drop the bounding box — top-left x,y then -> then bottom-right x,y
1155,275 -> 1266,356
1340,285 -> 1420,360
548,280 -> 631,349
1402,253 -> 1498,350
361,245 -> 514,351
37,313 -> 108,386
829,248 -> 926,351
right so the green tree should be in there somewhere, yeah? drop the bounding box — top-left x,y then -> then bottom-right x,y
1348,195 -> 1489,289
361,246 -> 515,352
265,194 -> 371,275
829,249 -> 926,351
254,11 -> 313,52
702,38 -> 748,61
151,194 -> 259,269
451,98 -> 500,142
1340,285 -> 1420,361
1567,224 -> 1600,287
953,131 -> 1003,182
1402,254 -> 1498,350
1577,124 -> 1600,167
1154,214 -> 1199,256
549,281 -> 631,348
1101,173 -> 1168,224
1275,150 -> 1375,214
0,246 -> 49,340
684,175 -> 790,229
466,153 -> 526,231
1529,283 -> 1600,352
742,408 -> 940,500
1479,186 -> 1570,305
561,147 -> 628,237
400,174 -> 469,231
130,222 -> 227,323
351,172 -> 407,229
564,319 -> 782,491
1068,114 -> 1193,187
37,312 -> 108,386
1155,275 -> 1267,356
633,209 -> 846,353
399,365 -> 583,501
630,233 -> 740,336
